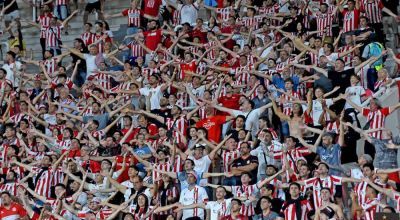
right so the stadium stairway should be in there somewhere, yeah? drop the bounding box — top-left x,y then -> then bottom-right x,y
0,0 -> 131,69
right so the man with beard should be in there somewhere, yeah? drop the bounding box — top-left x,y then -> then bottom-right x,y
0,191 -> 28,219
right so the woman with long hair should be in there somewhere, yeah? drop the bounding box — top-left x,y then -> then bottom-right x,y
133,193 -> 155,220
154,174 -> 179,220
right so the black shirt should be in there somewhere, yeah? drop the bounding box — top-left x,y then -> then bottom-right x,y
282,14 -> 304,33
71,48 -> 89,71
341,127 -> 361,163
328,68 -> 354,95
231,155 -> 259,184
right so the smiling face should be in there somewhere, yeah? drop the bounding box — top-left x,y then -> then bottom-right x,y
137,194 -> 147,207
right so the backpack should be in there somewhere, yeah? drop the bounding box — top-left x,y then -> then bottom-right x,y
367,42 -> 383,69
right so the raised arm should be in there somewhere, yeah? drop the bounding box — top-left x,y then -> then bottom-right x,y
107,174 -> 128,194
364,178 -> 395,199
270,96 -> 290,121
209,134 -> 232,160
256,168 -> 286,188
210,103 -> 236,116
206,183 -> 232,192
345,122 -> 372,143
354,51 -> 384,73
344,96 -> 363,113
61,10 -> 79,27
137,109 -> 164,123
61,45 -> 85,59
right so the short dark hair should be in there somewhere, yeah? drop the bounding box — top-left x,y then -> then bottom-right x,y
336,58 -> 345,65
92,120 -> 100,128
362,163 -> 374,171
1,191 -> 11,197
101,159 -> 112,166
55,183 -> 66,189
266,164 -> 278,173
289,182 -> 301,189
248,99 -> 255,109
318,162 -> 329,170
6,51 -> 16,59
185,158 -> 195,166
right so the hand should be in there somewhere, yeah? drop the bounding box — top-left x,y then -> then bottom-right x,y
385,142 -> 398,149
344,122 -> 353,127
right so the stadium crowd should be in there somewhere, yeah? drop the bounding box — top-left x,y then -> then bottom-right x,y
0,0 -> 400,219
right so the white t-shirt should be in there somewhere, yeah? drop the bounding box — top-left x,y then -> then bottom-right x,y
83,53 -> 106,78
178,3 -> 199,25
205,199 -> 232,220
2,61 -> 22,86
179,186 -> 209,220
189,85 -> 205,107
350,168 -> 363,179
319,51 -> 339,67
139,85 -> 164,110
232,108 -> 263,137
345,86 -> 365,109
251,140 -> 282,180
44,113 -> 57,136
87,183 -> 108,200
312,99 -> 333,126
188,155 -> 211,186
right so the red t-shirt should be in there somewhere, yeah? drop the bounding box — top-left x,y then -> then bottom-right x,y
130,123 -> 158,140
218,94 -> 241,110
121,127 -> 136,143
196,116 -> 227,143
143,29 -> 163,51
81,160 -> 101,173
0,202 -> 28,220
144,0 -> 162,17
179,60 -> 197,80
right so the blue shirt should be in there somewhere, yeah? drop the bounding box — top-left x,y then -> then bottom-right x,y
177,171 -> 202,190
272,75 -> 300,91
134,145 -> 151,171
317,144 -> 341,176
